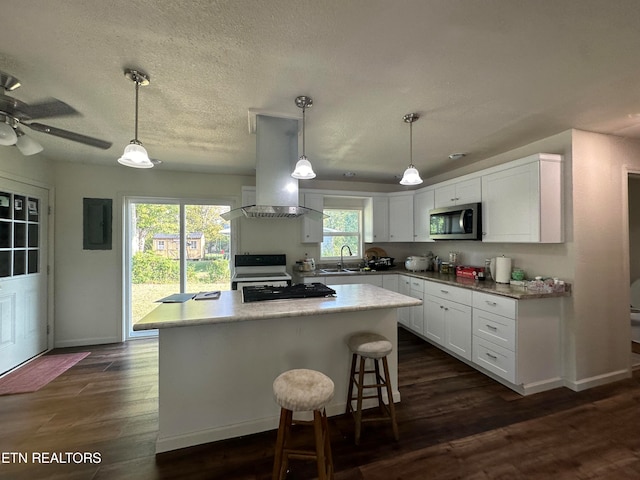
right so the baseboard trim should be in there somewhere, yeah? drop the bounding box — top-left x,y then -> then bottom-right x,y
564,369 -> 631,392
54,336 -> 121,348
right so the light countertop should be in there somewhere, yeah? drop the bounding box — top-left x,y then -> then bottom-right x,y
133,283 -> 422,331
294,268 -> 571,300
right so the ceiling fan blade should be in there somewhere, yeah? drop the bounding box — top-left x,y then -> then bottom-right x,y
26,122 -> 112,150
22,98 -> 79,120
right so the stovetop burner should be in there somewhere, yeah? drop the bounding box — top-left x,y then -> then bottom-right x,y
242,283 -> 336,303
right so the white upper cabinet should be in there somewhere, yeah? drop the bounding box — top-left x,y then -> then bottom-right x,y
413,189 -> 435,242
388,194 -> 414,242
364,196 -> 389,243
481,153 -> 563,243
434,177 -> 481,208
301,193 -> 324,243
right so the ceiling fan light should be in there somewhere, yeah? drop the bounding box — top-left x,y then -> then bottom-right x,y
291,155 -> 316,179
15,133 -> 43,155
0,122 -> 17,146
400,165 -> 423,185
117,142 -> 154,168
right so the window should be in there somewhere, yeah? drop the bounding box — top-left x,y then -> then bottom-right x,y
157,240 -> 165,250
187,240 -> 197,249
321,208 -> 362,260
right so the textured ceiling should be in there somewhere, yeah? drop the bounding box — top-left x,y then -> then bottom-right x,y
2,0 -> 640,183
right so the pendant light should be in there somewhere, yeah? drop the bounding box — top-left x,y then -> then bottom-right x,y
399,113 -> 423,185
117,69 -> 154,169
291,95 -> 316,179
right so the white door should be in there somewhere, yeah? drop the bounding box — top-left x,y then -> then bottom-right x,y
0,179 -> 48,374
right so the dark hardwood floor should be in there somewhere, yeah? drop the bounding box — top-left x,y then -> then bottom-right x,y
1,328 -> 639,479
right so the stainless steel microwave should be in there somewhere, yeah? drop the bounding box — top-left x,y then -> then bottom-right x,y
429,202 -> 482,240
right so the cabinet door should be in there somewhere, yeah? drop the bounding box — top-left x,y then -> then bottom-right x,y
424,295 -> 445,345
413,189 -> 434,242
301,193 -> 324,243
443,299 -> 472,360
388,195 -> 414,242
455,178 -> 481,205
434,184 -> 457,208
364,196 -> 389,242
409,289 -> 424,334
482,162 -> 539,242
325,275 -> 383,287
397,276 -> 412,327
435,178 -> 481,208
382,274 -> 399,292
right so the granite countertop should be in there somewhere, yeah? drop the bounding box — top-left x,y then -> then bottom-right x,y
133,283 -> 422,331
294,267 -> 571,300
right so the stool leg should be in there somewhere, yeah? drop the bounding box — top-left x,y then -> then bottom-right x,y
374,358 -> 385,411
355,355 -> 366,445
272,408 -> 292,480
345,353 -> 357,414
321,408 -> 334,479
382,356 -> 399,441
313,410 -> 328,480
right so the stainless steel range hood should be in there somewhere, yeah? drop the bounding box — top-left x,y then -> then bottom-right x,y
221,114 -> 323,220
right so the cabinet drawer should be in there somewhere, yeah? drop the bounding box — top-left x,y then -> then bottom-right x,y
409,278 -> 425,293
473,310 -> 516,351
425,282 -> 472,305
472,291 -> 516,318
472,336 -> 516,383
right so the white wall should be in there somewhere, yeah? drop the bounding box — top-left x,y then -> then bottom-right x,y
52,161 -> 252,347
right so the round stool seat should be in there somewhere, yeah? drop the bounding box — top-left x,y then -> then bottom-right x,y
347,332 -> 392,359
273,369 -> 335,412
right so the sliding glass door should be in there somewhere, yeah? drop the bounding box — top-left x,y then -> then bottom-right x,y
124,198 -> 231,338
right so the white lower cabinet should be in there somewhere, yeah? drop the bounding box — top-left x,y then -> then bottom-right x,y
397,275 -> 412,328
424,282 -> 472,361
325,274 -> 383,287
408,278 -> 425,335
471,291 -> 561,394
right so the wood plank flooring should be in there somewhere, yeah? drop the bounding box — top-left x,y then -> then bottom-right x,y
1,328 -> 639,479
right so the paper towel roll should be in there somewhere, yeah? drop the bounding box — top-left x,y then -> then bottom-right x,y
495,256 -> 512,284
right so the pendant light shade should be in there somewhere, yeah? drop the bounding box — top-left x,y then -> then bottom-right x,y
15,129 -> 43,155
399,113 -> 423,186
117,69 -> 154,169
0,120 -> 17,146
291,95 -> 316,179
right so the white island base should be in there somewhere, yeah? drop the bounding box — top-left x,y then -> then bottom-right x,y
157,308 -> 397,453
134,284 -> 421,454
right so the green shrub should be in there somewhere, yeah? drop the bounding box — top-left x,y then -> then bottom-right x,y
206,259 -> 230,282
132,252 -> 180,284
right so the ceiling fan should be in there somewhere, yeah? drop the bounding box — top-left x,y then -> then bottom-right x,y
0,71 -> 112,155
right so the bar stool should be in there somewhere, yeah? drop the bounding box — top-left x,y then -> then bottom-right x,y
272,369 -> 335,480
345,332 -> 399,445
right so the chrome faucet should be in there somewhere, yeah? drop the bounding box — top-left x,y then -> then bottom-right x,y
339,244 -> 353,271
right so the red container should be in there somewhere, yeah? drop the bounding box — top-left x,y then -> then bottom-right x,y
455,266 -> 484,279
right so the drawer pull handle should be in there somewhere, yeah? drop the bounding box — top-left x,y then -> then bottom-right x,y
485,301 -> 498,306
486,324 -> 498,330
440,305 -> 444,309
440,289 -> 449,294
485,352 -> 498,360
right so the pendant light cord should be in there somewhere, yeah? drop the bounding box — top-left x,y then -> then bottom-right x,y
301,105 -> 306,156
134,80 -> 140,142
409,119 -> 413,167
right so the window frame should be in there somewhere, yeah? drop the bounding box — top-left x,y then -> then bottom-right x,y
320,207 -> 364,261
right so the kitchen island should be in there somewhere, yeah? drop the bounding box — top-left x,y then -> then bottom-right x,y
134,283 -> 421,453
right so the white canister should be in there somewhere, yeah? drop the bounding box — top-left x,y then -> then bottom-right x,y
494,256 -> 512,284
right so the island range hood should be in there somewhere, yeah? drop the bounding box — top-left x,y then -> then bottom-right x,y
221,114 -> 324,220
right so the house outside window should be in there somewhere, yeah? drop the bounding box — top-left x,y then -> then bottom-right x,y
157,240 -> 165,250
321,208 -> 362,261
